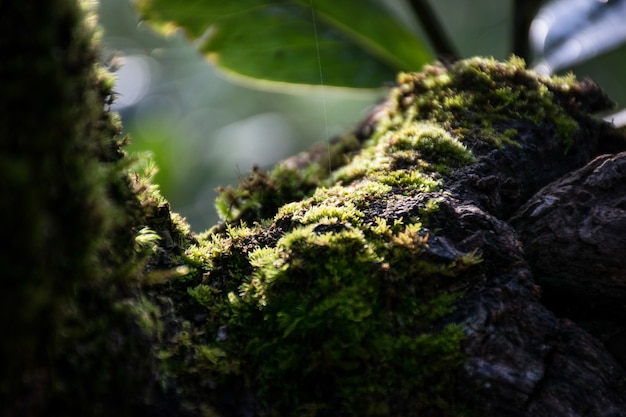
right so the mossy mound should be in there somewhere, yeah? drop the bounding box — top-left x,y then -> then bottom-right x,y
153,57 -> 614,416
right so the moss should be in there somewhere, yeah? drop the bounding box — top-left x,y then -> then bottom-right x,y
214,134 -> 363,225
179,217 -> 472,416
387,56 -> 591,152
158,56 -> 609,416
213,57 -> 594,231
1,0 -> 108,396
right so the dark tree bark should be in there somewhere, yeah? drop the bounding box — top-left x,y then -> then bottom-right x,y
511,151 -> 626,370
353,88 -> 626,415
432,159 -> 626,416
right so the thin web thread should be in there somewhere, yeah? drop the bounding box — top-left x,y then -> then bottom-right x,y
310,0 -> 332,174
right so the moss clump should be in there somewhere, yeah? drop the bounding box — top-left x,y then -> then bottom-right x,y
385,56 -> 587,152
214,133 -> 362,225
214,163 -> 325,224
333,122 -> 474,187
177,215 -> 474,416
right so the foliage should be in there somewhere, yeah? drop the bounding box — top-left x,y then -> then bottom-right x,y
134,0 -> 433,90
134,0 -> 626,97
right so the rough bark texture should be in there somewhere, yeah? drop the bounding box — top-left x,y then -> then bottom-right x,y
435,172 -> 626,416
510,151 -> 626,371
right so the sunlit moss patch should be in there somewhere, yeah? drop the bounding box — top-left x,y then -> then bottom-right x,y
162,56 -> 598,416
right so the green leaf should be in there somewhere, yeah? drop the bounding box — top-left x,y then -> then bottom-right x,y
135,0 -> 433,90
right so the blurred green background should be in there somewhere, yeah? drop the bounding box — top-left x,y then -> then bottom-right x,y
98,0 -> 626,231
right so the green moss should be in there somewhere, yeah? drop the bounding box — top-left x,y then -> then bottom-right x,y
1,0 -> 109,393
385,56 -> 585,151
217,58 -> 590,228
177,119 -> 484,415
214,132 -> 364,225
182,219 -> 472,416
157,56 -> 604,416
331,124 -> 472,192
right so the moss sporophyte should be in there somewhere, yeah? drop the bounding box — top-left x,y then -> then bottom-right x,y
157,57 -> 595,416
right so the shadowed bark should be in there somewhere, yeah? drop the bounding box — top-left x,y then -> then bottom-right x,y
511,151 -> 626,372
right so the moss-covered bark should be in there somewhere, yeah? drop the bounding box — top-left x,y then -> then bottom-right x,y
152,58 -> 626,416
2,2 -> 626,416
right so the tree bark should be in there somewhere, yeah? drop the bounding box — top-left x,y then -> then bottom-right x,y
158,59 -> 626,416
510,151 -> 626,369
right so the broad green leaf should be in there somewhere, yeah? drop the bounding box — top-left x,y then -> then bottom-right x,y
134,0 -> 433,90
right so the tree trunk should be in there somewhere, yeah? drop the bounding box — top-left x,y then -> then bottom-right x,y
1,1 -> 173,415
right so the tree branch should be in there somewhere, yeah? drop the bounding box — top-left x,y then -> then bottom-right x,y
408,0 -> 459,61
512,0 -> 543,61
